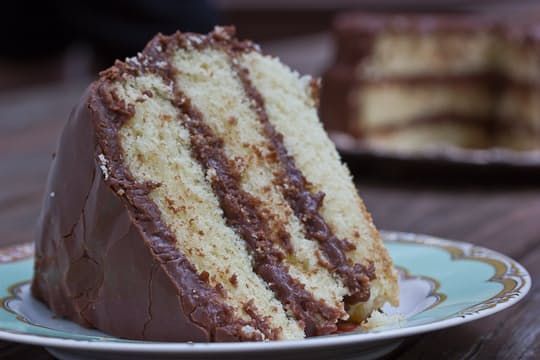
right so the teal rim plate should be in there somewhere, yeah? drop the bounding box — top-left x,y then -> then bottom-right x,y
0,231 -> 531,359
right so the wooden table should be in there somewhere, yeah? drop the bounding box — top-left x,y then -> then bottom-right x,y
1,57 -> 539,360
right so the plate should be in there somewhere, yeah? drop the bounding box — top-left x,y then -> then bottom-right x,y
0,232 -> 531,360
331,132 -> 540,181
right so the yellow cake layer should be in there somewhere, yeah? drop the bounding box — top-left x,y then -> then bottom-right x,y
361,32 -> 495,77
115,72 -> 304,340
360,32 -> 540,82
171,47 -> 349,320
363,122 -> 491,151
355,83 -> 493,130
241,51 -> 399,321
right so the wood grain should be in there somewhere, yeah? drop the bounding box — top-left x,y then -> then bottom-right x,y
1,44 -> 538,360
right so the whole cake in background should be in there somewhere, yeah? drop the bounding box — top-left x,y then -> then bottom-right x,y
321,12 -> 540,151
32,26 -> 398,342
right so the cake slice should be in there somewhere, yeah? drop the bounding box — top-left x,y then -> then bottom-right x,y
32,26 -> 398,342
321,12 -> 540,151
321,13 -> 497,151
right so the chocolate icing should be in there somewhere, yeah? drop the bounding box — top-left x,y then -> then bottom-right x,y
31,29 -> 285,342
232,62 -> 375,305
173,98 -> 341,336
165,34 -> 342,335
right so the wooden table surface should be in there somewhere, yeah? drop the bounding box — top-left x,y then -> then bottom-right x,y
1,41 -> 539,359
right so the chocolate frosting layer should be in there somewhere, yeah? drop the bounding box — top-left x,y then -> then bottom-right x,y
232,62 -> 375,305
171,92 -> 341,336
162,31 -> 343,336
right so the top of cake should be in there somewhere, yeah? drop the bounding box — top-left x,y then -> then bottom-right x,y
32,26 -> 398,342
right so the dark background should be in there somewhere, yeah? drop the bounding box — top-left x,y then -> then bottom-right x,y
1,0 -> 538,91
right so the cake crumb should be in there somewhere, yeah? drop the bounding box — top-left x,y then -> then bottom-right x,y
215,283 -> 226,296
315,250 -> 332,268
240,325 -> 256,337
188,34 -> 204,45
97,153 -> 109,180
125,56 -> 140,66
165,197 -> 179,213
200,271 -> 210,281
229,274 -> 238,287
233,156 -> 247,175
155,61 -> 168,69
160,114 -> 173,122
206,167 -> 217,181
307,76 -> 321,107
361,311 -> 405,330
213,26 -> 233,40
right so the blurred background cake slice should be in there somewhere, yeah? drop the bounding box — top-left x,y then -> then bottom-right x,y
321,11 -> 540,151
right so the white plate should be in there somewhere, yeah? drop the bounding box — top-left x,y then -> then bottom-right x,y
0,232 -> 531,360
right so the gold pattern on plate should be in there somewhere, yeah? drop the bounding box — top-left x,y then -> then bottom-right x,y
394,266 -> 448,312
1,281 -> 36,327
383,232 -> 529,318
0,234 -> 530,335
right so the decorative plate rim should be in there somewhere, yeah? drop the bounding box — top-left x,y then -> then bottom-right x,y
0,231 -> 531,353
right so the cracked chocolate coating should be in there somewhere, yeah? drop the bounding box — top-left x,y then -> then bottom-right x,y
32,26 -> 378,341
31,82 -> 261,342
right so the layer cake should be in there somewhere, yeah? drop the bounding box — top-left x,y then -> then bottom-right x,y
321,12 -> 540,151
32,27 -> 398,342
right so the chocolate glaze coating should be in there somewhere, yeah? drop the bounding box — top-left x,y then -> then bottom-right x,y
31,84 -> 256,342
